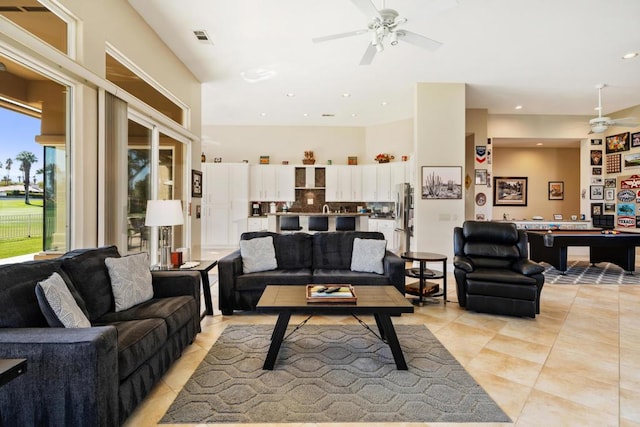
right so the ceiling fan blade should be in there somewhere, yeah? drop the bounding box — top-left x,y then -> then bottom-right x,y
350,0 -> 382,21
612,117 -> 639,126
359,43 -> 377,65
312,29 -> 368,43
397,30 -> 443,51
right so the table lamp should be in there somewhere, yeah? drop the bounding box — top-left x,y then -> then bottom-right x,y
145,200 -> 184,269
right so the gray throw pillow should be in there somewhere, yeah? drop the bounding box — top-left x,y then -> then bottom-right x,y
350,238 -> 386,274
36,272 -> 91,328
105,252 -> 154,312
240,236 -> 278,274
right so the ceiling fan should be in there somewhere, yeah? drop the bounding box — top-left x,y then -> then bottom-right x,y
589,84 -> 638,134
312,0 -> 444,65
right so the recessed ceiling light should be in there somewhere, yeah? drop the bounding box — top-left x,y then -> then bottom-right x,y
536,142 -> 543,146
515,105 -> 523,110
260,112 -> 267,117
381,101 -> 388,106
286,92 -> 295,97
303,113 -> 309,117
342,93 -> 351,98
351,113 -> 358,117
622,52 -> 638,60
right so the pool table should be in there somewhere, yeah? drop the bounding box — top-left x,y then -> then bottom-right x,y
526,229 -> 640,273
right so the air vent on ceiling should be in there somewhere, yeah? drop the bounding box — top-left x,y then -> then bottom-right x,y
321,114 -> 335,117
193,30 -> 213,45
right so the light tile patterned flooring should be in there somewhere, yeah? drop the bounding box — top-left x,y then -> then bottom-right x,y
125,258 -> 640,427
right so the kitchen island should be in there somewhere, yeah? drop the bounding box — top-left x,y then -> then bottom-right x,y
266,212 -> 371,232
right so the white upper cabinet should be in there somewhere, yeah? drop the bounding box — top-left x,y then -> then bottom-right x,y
325,165 -> 362,201
250,165 -> 295,201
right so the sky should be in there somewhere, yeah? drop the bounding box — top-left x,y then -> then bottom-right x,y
0,107 -> 44,184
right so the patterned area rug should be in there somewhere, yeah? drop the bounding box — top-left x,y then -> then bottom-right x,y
542,261 -> 640,284
161,324 -> 510,424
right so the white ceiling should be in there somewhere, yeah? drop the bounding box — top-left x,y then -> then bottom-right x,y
128,0 -> 640,128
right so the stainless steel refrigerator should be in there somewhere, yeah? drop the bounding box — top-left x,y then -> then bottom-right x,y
394,183 -> 413,254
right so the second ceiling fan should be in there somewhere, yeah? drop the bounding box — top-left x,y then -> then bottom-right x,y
312,0 -> 445,65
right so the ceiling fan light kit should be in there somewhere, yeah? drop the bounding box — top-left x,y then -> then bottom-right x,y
588,84 -> 638,134
312,0 -> 443,65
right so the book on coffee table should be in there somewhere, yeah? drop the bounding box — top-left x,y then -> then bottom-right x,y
306,285 -> 357,303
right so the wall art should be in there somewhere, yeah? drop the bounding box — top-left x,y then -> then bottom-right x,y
421,166 -> 462,199
493,176 -> 527,206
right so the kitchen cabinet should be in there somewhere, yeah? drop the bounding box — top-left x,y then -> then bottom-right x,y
368,218 -> 397,251
202,163 -> 249,247
247,217 -> 269,232
325,165 -> 362,201
250,165 -> 295,201
361,164 -> 393,202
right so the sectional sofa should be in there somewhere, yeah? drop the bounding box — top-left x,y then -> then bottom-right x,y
218,231 -> 406,314
0,246 -> 201,426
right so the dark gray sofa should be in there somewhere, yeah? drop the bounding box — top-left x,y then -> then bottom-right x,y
218,231 -> 406,315
0,246 -> 201,426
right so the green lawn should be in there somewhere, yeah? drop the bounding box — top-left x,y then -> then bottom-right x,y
0,197 -> 44,259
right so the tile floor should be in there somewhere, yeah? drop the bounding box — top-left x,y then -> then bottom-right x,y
124,257 -> 640,427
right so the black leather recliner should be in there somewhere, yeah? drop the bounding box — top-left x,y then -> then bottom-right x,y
453,221 -> 545,318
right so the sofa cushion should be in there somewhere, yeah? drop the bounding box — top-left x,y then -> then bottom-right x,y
350,238 -> 386,274
235,269 -> 313,291
62,246 -> 121,321
95,296 -> 196,336
0,258 -> 87,328
273,233 -> 313,269
108,318 -> 167,380
240,236 -> 278,273
312,231 -> 385,270
35,272 -> 91,328
105,253 -> 154,312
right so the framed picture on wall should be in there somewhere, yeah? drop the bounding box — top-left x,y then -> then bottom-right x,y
475,169 -> 487,185
421,166 -> 462,199
590,150 -> 603,165
191,169 -> 203,198
632,132 -> 640,148
590,185 -> 604,200
604,188 -> 615,201
493,177 -> 528,206
605,132 -> 630,153
548,181 -> 564,200
591,203 -> 603,216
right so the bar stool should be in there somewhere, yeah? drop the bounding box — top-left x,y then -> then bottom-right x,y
308,216 -> 329,232
280,216 -> 302,232
335,216 -> 356,231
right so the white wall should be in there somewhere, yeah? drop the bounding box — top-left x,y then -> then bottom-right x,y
364,119 -> 414,163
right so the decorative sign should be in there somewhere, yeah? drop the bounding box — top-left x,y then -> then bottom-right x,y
619,175 -> 640,189
618,189 -> 636,202
475,146 -> 487,163
618,216 -> 635,228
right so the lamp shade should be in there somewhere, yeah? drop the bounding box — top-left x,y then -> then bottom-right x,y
145,200 -> 184,227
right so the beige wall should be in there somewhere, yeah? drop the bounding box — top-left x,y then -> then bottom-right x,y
492,147 -> 581,220
1,0 -> 202,251
364,119 -> 414,164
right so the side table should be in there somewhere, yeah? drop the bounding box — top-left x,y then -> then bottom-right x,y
401,252 -> 448,305
0,359 -> 27,387
160,260 -> 218,318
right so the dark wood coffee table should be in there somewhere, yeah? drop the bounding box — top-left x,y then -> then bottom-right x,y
256,285 -> 414,370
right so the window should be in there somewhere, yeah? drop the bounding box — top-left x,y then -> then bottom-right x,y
0,53 -> 69,260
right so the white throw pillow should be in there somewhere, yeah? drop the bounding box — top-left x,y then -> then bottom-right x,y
350,238 -> 386,274
240,236 -> 278,274
105,252 -> 154,312
36,272 -> 91,328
